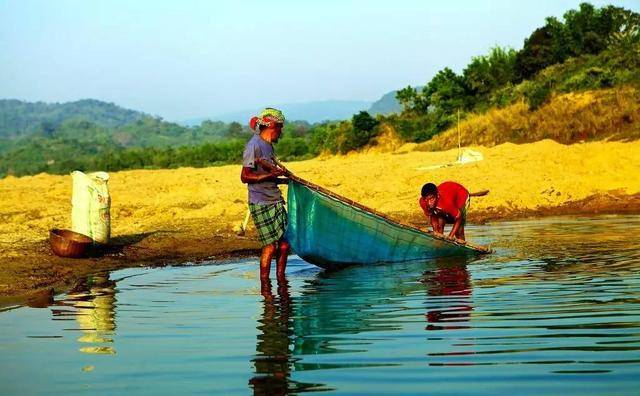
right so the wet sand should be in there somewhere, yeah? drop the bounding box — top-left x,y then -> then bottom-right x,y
1,139 -> 639,303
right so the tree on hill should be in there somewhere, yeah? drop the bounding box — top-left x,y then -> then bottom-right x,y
423,68 -> 467,112
352,111 -> 378,134
514,25 -> 558,81
226,121 -> 246,138
283,120 -> 311,137
514,3 -> 640,81
397,68 -> 468,116
397,85 -> 433,117
463,47 -> 517,102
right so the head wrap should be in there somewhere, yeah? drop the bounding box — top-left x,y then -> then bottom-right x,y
249,107 -> 285,133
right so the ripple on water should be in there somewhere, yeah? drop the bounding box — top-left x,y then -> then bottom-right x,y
0,216 -> 639,395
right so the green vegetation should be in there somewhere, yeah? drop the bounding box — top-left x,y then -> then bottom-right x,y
1,2 -> 638,178
391,3 -> 639,142
0,118 -> 317,176
513,3 -> 639,81
0,99 -> 147,139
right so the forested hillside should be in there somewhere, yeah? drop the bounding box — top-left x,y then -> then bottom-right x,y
0,99 -> 148,139
0,118 -> 315,177
382,3 -> 639,143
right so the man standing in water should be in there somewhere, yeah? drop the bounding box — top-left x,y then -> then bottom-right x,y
419,181 -> 479,242
240,108 -> 290,284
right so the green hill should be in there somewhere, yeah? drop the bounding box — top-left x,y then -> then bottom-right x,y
0,99 -> 148,139
0,115 -> 317,177
382,2 -> 640,143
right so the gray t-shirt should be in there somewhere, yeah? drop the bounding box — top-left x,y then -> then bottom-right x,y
242,134 -> 283,204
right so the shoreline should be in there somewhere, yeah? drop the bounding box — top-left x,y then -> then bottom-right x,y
0,225 -> 261,308
2,195 -> 639,307
2,139 -> 639,305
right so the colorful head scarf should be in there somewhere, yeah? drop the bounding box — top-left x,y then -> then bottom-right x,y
249,108 -> 285,132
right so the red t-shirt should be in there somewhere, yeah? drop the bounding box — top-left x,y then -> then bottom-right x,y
419,181 -> 469,220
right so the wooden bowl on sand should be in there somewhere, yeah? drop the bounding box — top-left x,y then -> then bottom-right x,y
49,229 -> 93,258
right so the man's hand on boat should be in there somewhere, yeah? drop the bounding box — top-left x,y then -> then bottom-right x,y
446,235 -> 467,244
241,160 -> 289,184
427,229 -> 466,244
256,158 -> 289,184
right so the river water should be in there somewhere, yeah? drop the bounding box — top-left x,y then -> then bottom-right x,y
1,215 -> 639,395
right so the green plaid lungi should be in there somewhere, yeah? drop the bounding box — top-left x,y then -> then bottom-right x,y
249,201 -> 287,246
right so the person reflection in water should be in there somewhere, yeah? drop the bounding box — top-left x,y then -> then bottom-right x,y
422,260 -> 473,331
249,279 -> 294,395
249,280 -> 325,395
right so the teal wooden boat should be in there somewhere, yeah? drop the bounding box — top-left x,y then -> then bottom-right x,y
285,173 -> 491,270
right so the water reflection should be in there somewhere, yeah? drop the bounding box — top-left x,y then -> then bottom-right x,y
291,257 -> 477,371
3,216 -> 639,394
474,216 -> 640,288
250,279 -> 327,395
422,257 -> 473,331
51,273 -> 117,355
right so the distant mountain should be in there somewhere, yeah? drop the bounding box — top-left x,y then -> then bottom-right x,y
0,99 -> 148,139
182,100 -> 372,125
368,90 -> 402,115
367,86 -> 424,116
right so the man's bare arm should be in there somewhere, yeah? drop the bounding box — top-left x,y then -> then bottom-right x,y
256,158 -> 287,173
430,214 -> 442,235
254,158 -> 289,184
448,214 -> 463,239
241,167 -> 284,184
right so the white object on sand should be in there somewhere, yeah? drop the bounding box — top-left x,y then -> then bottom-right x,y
71,171 -> 111,244
457,148 -> 484,164
415,149 -> 484,171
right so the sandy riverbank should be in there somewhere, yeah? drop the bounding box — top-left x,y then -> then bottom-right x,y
1,139 -> 639,302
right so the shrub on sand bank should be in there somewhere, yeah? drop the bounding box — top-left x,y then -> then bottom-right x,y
418,86 -> 640,150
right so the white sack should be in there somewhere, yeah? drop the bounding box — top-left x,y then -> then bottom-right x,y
71,171 -> 111,244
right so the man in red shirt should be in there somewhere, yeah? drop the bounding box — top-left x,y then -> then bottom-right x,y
419,181 -> 470,241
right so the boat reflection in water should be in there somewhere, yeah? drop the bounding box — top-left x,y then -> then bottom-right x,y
290,256 -> 476,372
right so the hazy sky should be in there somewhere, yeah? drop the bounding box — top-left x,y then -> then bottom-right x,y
1,0 -> 637,120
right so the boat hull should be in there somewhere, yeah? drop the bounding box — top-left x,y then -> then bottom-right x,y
286,180 -> 486,269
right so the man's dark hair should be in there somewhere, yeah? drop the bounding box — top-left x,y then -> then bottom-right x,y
421,183 -> 438,197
